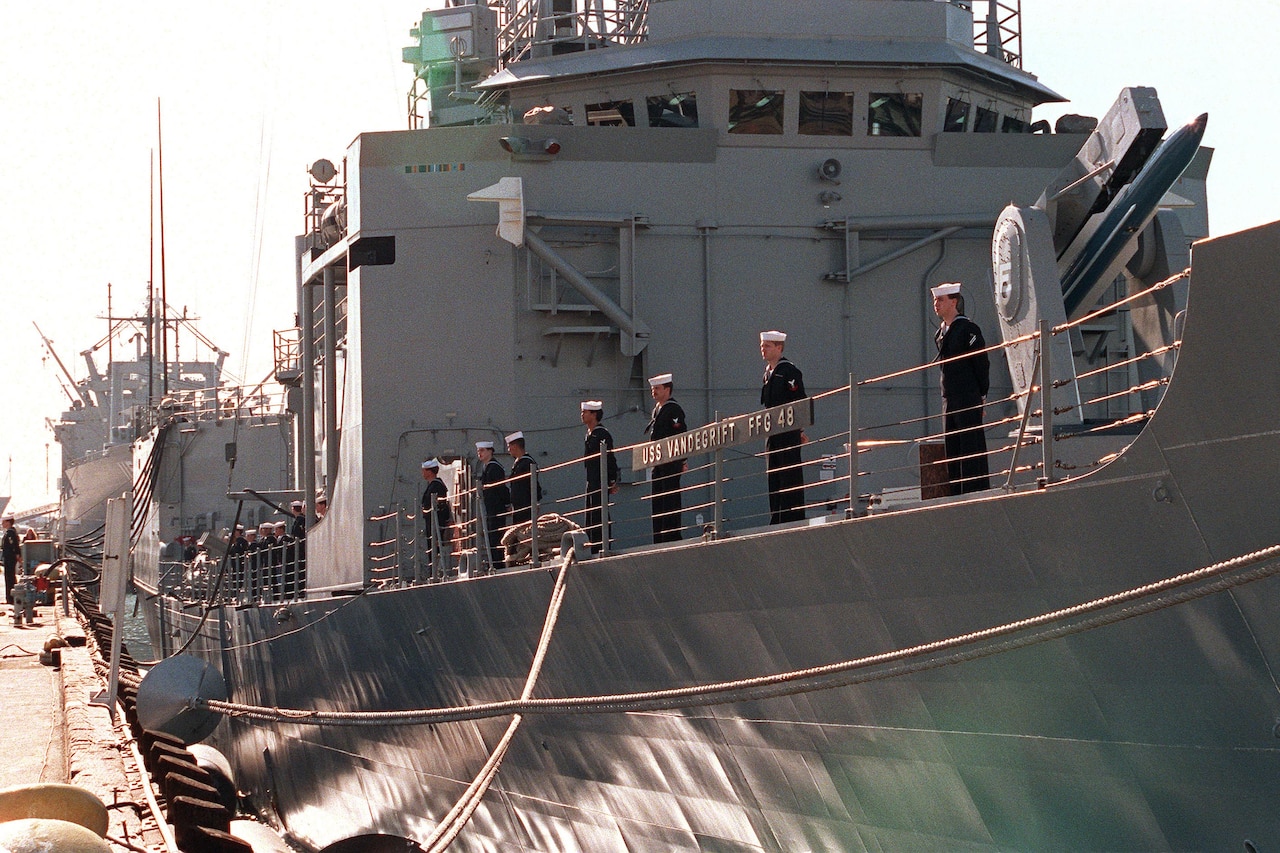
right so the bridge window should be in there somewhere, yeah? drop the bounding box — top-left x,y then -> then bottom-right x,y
585,99 -> 635,127
1002,114 -> 1029,133
944,97 -> 971,132
647,92 -> 698,128
799,91 -> 854,136
868,92 -> 923,136
974,105 -> 998,133
728,89 -> 784,134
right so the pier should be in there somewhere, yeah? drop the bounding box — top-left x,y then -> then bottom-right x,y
0,598 -> 168,851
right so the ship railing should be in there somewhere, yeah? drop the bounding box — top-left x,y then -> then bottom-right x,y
304,180 -> 345,249
495,0 -> 648,71
164,540 -> 309,606
273,328 -> 302,385
969,0 -> 1022,69
156,560 -> 187,597
366,271 -> 1185,580
635,273 -> 1180,546
367,497 -> 465,586
139,383 -> 290,427
309,288 -> 349,367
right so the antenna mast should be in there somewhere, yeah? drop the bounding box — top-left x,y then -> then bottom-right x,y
157,98 -> 169,397
148,148 -> 155,408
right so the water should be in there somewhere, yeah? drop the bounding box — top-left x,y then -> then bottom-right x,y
122,590 -> 156,664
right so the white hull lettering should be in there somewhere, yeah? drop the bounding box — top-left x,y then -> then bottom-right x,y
631,399 -> 812,470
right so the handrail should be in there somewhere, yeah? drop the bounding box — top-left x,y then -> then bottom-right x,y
157,538 -> 308,606
258,269 -> 1192,587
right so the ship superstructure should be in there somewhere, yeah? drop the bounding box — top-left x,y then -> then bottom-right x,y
287,0 -> 1208,589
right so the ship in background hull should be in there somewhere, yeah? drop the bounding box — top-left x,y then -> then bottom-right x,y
44,306 -> 248,543
143,220 -> 1280,851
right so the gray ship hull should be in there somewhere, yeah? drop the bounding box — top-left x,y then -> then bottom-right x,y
145,221 -> 1280,850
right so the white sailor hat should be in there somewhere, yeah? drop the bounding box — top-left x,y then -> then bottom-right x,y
421,459 -> 440,470
258,523 -> 272,534
245,527 -> 257,537
760,330 -> 787,342
581,400 -> 603,412
235,524 -> 244,531
930,281 -> 962,298
273,521 -> 286,530
316,493 -> 328,502
290,500 -> 303,510
505,431 -> 524,443
475,441 -> 494,451
648,373 -> 673,387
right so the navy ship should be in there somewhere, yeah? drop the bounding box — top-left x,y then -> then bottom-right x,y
43,302 -> 293,571
122,1 -> 1280,850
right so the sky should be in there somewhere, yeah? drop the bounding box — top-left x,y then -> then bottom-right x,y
0,0 -> 1276,510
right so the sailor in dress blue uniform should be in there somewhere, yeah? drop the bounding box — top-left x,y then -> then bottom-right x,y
644,372 -> 687,542
505,430 -> 541,525
932,281 -> 991,493
760,330 -> 807,524
581,400 -> 619,553
476,440 -> 510,568
421,459 -> 453,568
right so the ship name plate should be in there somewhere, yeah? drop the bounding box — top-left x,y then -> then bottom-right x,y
631,399 -> 814,471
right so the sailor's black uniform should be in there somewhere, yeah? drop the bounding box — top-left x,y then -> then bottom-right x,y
479,457 -> 510,567
508,455 -> 542,524
2,526 -> 19,605
584,425 -> 620,552
646,398 -> 687,542
761,357 -> 807,524
935,315 -> 991,493
422,478 -> 452,563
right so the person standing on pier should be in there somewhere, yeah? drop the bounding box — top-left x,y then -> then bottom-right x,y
476,441 -> 510,568
932,281 -> 991,493
581,401 -> 619,553
760,331 -> 807,524
2,515 -> 19,604
645,373 -> 687,542
506,431 -> 541,525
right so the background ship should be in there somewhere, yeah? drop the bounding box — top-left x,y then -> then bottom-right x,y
103,0 -> 1280,850
44,300 -> 294,571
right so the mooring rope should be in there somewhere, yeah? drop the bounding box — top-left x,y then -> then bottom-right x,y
194,543 -> 1280,726
422,543 -> 578,852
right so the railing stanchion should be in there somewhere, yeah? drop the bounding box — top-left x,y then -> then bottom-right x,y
412,505 -> 424,583
712,410 -> 723,537
393,502 -> 404,585
1040,318 -> 1056,485
429,500 -> 443,582
530,465 -> 541,569
599,448 -> 610,557
847,374 -> 859,518
476,480 -> 493,575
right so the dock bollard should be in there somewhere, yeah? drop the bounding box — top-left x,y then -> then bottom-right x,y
11,579 -> 36,626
